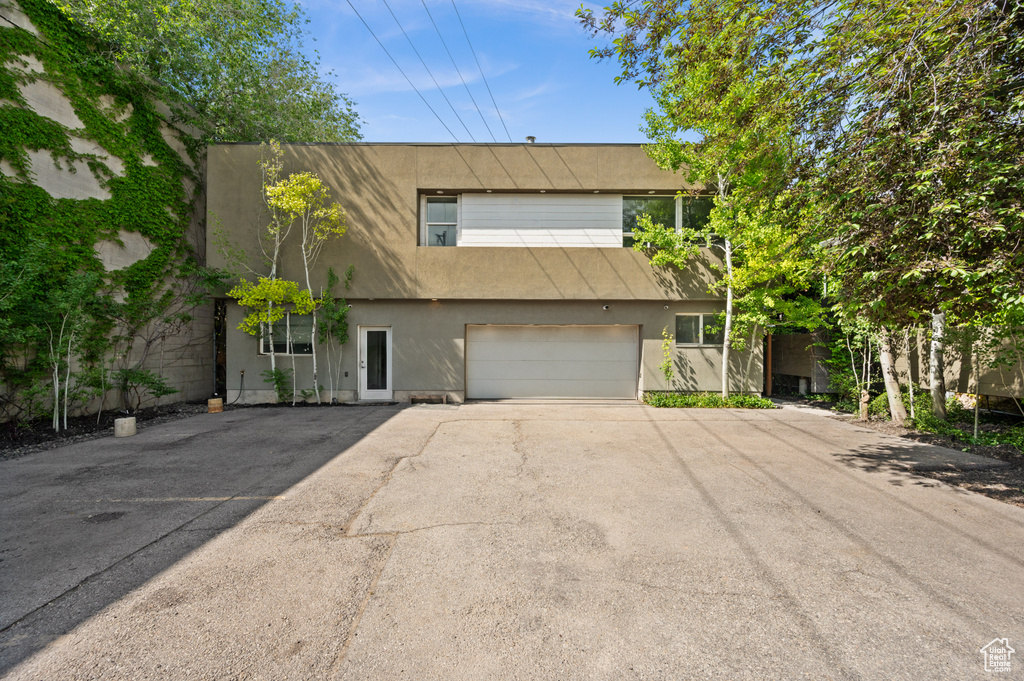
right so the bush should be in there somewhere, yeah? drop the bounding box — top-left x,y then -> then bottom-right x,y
644,392 -> 777,409
868,384 -> 933,419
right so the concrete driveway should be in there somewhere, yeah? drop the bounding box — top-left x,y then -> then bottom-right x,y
1,403 -> 1022,680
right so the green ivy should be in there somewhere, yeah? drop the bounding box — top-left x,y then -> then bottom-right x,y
0,0 -> 203,422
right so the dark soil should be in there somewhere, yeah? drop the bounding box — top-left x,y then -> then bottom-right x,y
0,399 -> 397,462
778,396 -> 1024,508
1,402 -> 208,462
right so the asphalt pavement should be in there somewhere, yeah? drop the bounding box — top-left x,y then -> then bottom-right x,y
1,402 -> 1022,680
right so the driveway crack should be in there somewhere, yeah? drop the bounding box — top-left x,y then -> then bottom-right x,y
330,532 -> 398,675
343,422 -> 441,537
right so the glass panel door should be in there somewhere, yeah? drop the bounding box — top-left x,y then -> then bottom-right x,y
359,326 -> 392,400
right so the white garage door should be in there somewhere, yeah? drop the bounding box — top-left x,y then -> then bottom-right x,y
466,325 -> 639,399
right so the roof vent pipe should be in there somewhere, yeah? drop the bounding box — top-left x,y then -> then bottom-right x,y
525,136 -> 536,143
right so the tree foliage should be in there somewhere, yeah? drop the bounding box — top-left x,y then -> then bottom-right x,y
581,0 -> 1023,328
52,0 -> 362,142
581,0 -> 1023,412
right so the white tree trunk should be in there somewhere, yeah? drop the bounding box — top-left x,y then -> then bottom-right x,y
324,330 -> 333,403
878,333 -> 907,425
720,237 -> 734,398
64,336 -> 72,430
288,314 -> 297,405
929,311 -> 946,419
52,364 -> 60,432
302,262 -> 321,404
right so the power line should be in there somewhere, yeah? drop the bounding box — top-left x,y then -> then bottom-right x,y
344,0 -> 460,142
450,0 -> 513,143
380,0 -> 476,142
421,0 -> 497,143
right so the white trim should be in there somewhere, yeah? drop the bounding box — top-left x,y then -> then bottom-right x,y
358,325 -> 393,400
259,312 -> 313,356
674,313 -> 723,347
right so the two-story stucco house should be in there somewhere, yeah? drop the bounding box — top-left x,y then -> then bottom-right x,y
207,142 -> 762,403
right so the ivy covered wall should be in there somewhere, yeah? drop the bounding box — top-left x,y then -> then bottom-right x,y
0,0 -> 213,424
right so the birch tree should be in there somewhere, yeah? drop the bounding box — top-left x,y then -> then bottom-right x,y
264,172 -> 346,404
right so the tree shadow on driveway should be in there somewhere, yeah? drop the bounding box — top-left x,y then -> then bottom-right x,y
0,404 -> 408,674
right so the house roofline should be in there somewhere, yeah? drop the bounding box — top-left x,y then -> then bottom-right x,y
208,141 -> 651,148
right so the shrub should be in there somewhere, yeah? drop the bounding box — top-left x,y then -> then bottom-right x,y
868,384 -> 933,419
644,392 -> 777,409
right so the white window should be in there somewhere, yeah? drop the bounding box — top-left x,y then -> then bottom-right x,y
423,196 -> 458,246
260,313 -> 313,355
675,313 -> 724,346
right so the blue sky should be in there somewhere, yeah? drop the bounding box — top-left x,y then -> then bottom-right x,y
300,0 -> 657,143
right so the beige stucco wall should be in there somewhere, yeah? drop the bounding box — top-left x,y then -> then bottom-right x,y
224,299 -> 762,404
206,143 -> 720,302
896,332 -> 1024,399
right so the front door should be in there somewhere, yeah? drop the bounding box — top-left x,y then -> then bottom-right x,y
359,326 -> 392,401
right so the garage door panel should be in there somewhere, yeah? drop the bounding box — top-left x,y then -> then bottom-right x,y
468,359 -> 638,382
466,325 -> 638,399
467,341 -> 639,363
467,377 -> 636,399
469,325 -> 635,344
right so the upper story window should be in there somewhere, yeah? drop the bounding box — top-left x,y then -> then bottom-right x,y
425,197 -> 457,247
622,196 -> 676,247
418,193 -> 712,248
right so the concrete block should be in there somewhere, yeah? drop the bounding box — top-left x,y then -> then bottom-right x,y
113,416 -> 136,437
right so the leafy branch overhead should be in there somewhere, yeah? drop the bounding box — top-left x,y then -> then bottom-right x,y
51,0 -> 362,142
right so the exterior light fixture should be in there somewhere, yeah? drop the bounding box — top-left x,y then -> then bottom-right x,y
436,190 -> 443,194
648,190 -> 656,194
540,190 -> 546,193
602,305 -> 610,310
593,190 -> 600,194
486,189 -> 492,193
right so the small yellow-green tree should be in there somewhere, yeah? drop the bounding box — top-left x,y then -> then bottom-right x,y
264,172 -> 346,404
228,277 -> 313,403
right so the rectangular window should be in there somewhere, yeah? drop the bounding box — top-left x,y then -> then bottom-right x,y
424,196 -> 457,246
675,313 -> 724,346
622,196 -> 676,247
679,197 -> 715,233
260,313 -> 313,355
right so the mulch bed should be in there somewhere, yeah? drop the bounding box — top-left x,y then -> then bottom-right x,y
1,402 -> 208,462
0,399 -> 392,462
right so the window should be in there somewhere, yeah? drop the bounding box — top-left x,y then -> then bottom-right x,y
424,196 -> 457,246
260,313 -> 313,355
622,196 -> 675,247
679,197 -> 714,232
675,313 -> 725,346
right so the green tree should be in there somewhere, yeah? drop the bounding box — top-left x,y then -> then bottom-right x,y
581,0 -> 1023,414
227,277 -> 313,403
52,0 -> 362,142
585,0 -> 804,396
265,169 -> 346,404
